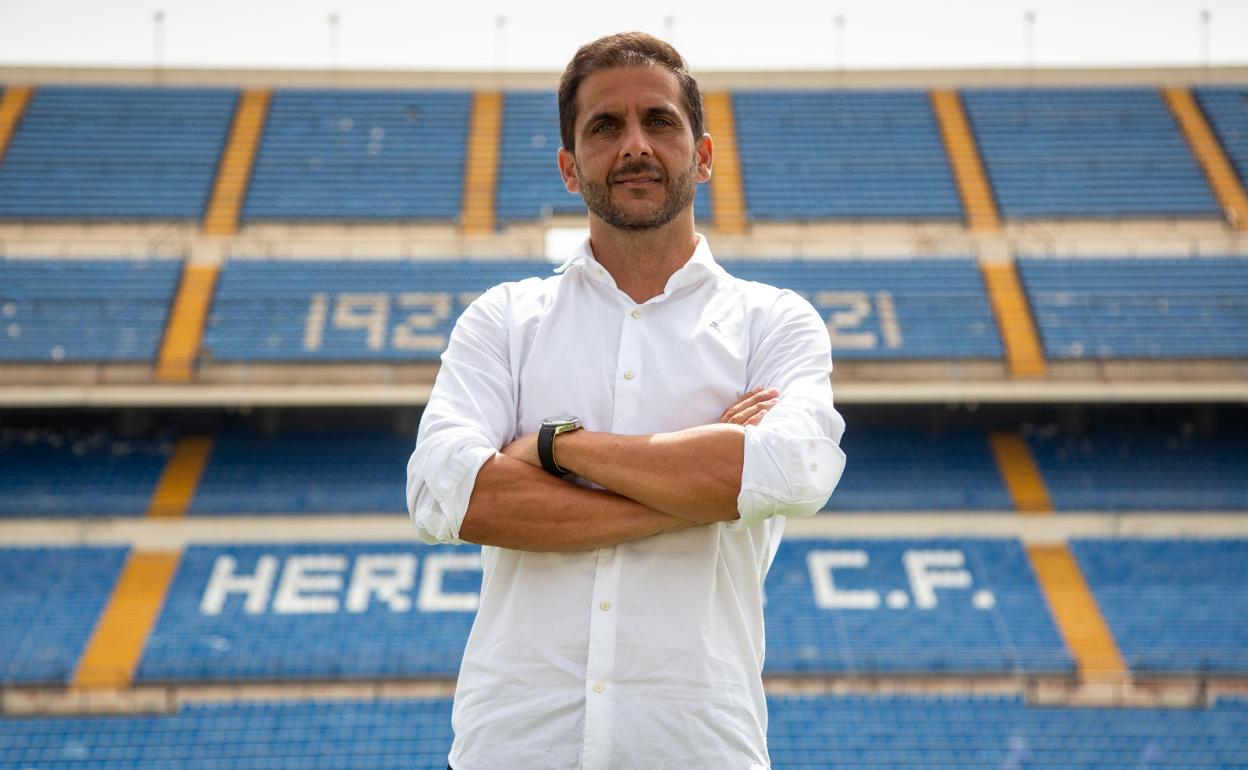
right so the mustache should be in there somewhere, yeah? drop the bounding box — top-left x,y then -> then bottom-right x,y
610,161 -> 666,183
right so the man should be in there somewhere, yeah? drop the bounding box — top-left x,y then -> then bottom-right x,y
407,32 -> 846,770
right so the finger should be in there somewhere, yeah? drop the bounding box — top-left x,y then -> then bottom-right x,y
720,387 -> 765,421
722,388 -> 778,422
729,397 -> 778,425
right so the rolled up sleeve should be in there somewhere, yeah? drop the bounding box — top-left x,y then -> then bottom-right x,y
406,286 -> 515,544
730,289 -> 847,531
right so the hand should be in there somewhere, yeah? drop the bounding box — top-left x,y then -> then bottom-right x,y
500,432 -> 541,468
719,387 -> 780,426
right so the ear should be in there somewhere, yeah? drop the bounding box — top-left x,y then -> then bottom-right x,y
557,147 -> 581,194
695,133 -> 713,184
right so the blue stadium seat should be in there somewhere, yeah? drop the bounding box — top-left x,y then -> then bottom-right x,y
497,91 -> 711,224
1072,539 -> 1248,673
0,86 -> 236,219
963,88 -> 1220,218
733,90 -> 962,220
1195,86 -> 1248,189
189,432 -> 413,514
1025,421 -> 1248,511
0,259 -> 182,362
3,695 -> 1245,768
134,538 -> 1070,682
0,429 -> 172,517
723,259 -> 1001,359
765,539 -> 1072,675
202,259 -> 550,361
822,428 -> 1013,511
1018,257 -> 1248,359
243,89 -> 472,221
204,258 -> 1001,362
0,546 -> 130,684
137,543 -> 481,681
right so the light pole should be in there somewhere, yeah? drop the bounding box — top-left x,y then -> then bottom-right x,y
328,13 -> 340,72
834,14 -> 846,71
1200,9 -> 1211,70
153,10 -> 165,78
1024,11 -> 1036,69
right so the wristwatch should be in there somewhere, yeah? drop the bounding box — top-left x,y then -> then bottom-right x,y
538,415 -> 582,477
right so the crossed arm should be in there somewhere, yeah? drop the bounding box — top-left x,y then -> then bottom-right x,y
457,388 -> 781,552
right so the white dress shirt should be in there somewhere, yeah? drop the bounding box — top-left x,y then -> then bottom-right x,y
407,236 -> 846,770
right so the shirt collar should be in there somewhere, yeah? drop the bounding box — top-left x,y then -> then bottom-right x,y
553,233 -> 727,294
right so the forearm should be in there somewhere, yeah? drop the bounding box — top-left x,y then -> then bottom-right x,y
460,452 -> 698,552
553,423 -> 746,524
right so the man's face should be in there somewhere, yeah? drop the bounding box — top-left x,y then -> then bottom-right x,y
558,66 -> 711,232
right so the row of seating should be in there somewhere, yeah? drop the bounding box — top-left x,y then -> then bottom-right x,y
3,539 -> 1244,684
2,695 -> 1245,768
1,85 -> 1245,223
5,256 -> 1243,363
3,421 -> 1244,517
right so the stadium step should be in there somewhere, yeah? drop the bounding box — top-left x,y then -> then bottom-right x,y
988,432 -> 1052,513
1163,87 -> 1248,231
155,263 -> 221,382
461,91 -> 503,235
202,89 -> 271,235
148,435 -> 214,517
1026,544 -> 1129,684
0,84 -> 34,165
703,92 -> 748,234
979,260 -> 1046,378
74,550 -> 182,689
930,89 -> 1000,233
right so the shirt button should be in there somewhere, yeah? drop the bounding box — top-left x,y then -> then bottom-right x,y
599,601 -> 612,611
623,370 -> 634,381
593,682 -> 605,694
630,308 -> 641,319
810,463 -> 819,472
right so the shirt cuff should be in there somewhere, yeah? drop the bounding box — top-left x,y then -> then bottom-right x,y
729,422 -> 846,531
406,428 -> 497,544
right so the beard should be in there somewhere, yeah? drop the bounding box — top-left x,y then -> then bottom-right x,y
576,154 -> 699,232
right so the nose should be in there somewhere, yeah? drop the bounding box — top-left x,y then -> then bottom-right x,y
619,119 -> 652,159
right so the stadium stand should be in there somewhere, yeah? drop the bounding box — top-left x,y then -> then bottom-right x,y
202,260 -> 548,361
200,257 -> 1001,362
2,695 -> 1245,769
1023,420 -> 1248,511
496,90 -> 712,224
48,537 -> 1074,683
138,543 -> 480,681
1018,257 -> 1248,360
733,90 -> 963,220
1197,86 -> 1248,188
0,546 -> 130,684
823,428 -> 1013,511
189,432 -> 413,514
962,88 -> 1220,219
0,259 -> 182,362
0,429 -> 173,517
0,86 -> 236,220
2,70 -> 1247,770
1072,540 -> 1248,674
242,89 -> 472,221
724,258 -> 1002,359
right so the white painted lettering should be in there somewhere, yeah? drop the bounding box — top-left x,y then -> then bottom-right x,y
807,549 -> 880,609
345,554 -> 416,613
904,549 -> 973,610
332,293 -> 389,350
200,555 -> 278,615
417,552 -> 482,612
272,555 -> 347,614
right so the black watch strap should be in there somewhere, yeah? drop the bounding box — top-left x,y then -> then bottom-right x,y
538,423 -> 570,476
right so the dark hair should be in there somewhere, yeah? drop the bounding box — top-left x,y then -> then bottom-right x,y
557,32 -> 705,153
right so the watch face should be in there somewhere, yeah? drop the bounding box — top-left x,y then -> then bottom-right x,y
541,415 -> 581,428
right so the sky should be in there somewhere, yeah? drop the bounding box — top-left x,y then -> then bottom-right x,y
1,0 -> 1246,73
